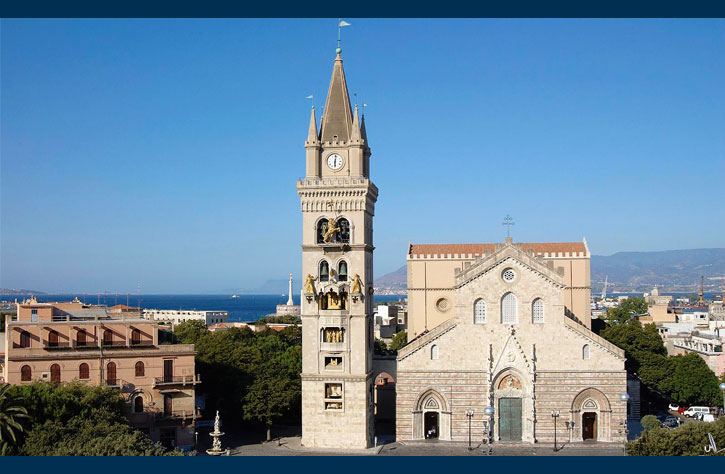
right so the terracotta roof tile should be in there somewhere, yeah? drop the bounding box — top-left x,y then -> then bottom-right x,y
409,242 -> 586,258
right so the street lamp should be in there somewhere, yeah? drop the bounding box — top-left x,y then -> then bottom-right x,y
465,409 -> 475,451
619,393 -> 630,456
551,410 -> 560,452
194,431 -> 198,451
483,405 -> 494,455
719,383 -> 725,415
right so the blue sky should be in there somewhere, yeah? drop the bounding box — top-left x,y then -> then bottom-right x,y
2,19 -> 724,293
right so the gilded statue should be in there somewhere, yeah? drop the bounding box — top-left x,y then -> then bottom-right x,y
351,273 -> 363,294
303,274 -> 317,294
322,217 -> 341,243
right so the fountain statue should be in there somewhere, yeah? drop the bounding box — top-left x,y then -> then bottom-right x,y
206,410 -> 230,456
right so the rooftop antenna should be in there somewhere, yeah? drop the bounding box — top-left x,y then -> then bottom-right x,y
502,215 -> 515,239
337,19 -> 351,54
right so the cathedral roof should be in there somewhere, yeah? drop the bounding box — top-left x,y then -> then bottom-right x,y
319,53 -> 354,143
409,242 -> 587,258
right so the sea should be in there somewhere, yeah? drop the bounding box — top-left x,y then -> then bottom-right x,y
1,294 -> 407,323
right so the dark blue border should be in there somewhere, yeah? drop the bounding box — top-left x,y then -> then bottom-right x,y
1,0 -> 724,18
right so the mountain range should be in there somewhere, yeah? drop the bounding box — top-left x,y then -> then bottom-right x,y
372,248 -> 725,294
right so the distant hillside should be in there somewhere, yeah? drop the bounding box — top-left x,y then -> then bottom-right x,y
373,248 -> 725,294
591,248 -> 725,292
1,288 -> 47,296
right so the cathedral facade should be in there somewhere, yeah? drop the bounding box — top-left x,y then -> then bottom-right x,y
396,239 -> 628,444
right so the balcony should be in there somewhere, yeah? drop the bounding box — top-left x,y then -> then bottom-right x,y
102,341 -> 128,347
44,342 -> 71,350
153,409 -> 196,421
153,375 -> 201,387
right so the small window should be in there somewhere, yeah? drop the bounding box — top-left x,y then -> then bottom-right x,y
106,362 -> 117,385
131,329 -> 141,345
502,268 -> 516,282
50,364 -> 61,383
474,299 -> 486,324
583,344 -> 590,360
338,261 -> 348,281
31,308 -> 38,322
431,344 -> 439,360
79,363 -> 90,379
134,396 -> 144,413
135,361 -> 145,377
21,365 -> 32,381
48,330 -> 59,347
532,299 -> 544,324
103,329 -> 113,346
77,329 -> 87,347
319,261 -> 330,282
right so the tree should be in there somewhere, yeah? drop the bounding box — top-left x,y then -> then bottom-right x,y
600,320 -> 666,373
242,334 -> 301,441
374,338 -> 392,356
0,383 -> 30,455
640,415 -> 660,431
605,297 -> 648,326
173,320 -> 209,345
389,331 -> 408,353
626,417 -> 725,456
666,353 -> 721,406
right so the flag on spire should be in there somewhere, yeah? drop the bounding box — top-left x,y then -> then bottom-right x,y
339,20 -> 351,27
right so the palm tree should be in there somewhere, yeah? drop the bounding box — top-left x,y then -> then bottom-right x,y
0,383 -> 30,455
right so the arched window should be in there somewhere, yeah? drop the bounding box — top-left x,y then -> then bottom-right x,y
134,396 -> 144,413
19,330 -> 31,348
106,362 -> 117,385
135,361 -> 145,377
21,365 -> 32,381
431,344 -> 439,360
501,293 -> 517,324
48,330 -> 59,347
77,329 -> 87,347
103,329 -> 113,346
337,218 -> 350,243
338,261 -> 348,281
131,329 -> 141,345
319,261 -> 330,282
79,363 -> 90,379
50,363 -> 61,383
583,344 -> 590,360
474,299 -> 486,324
532,299 -> 544,323
316,218 -> 329,244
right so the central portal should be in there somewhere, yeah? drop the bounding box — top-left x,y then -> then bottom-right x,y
498,398 -> 522,441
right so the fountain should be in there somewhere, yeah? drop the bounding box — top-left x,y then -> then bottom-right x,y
206,410 -> 230,456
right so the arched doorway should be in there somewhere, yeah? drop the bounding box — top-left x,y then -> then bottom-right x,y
493,371 -> 530,442
50,363 -> 61,383
412,389 -> 451,440
571,388 -> 612,442
582,412 -> 597,441
106,362 -> 117,385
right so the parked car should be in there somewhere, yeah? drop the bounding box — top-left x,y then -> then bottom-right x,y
683,406 -> 711,417
663,415 -> 681,428
677,407 -> 686,414
702,414 -> 716,423
668,403 -> 680,412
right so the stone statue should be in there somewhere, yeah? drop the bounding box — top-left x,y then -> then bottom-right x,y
351,273 -> 363,294
304,274 -> 317,294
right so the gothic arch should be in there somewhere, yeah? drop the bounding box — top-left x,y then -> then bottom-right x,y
491,367 -> 533,442
412,388 -> 451,440
570,388 -> 613,442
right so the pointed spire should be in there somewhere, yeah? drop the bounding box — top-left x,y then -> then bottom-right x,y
306,106 -> 319,144
351,104 -> 361,142
360,112 -> 368,144
320,53 -> 353,143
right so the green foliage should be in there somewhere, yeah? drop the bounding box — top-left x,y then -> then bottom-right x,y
255,315 -> 301,325
21,416 -> 183,456
389,331 -> 408,353
640,414 -> 661,431
374,338 -> 392,356
173,320 -> 209,344
605,297 -> 648,326
193,325 -> 302,438
627,417 -> 725,456
0,383 -> 30,455
601,320 -> 722,407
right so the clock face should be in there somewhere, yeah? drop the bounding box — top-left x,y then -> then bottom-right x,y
326,153 -> 344,170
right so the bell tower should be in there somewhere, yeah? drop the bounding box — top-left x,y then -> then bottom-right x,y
297,50 -> 376,449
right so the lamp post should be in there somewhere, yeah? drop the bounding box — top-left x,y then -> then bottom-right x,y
619,393 -> 630,456
719,383 -> 725,415
465,409 -> 475,451
551,410 -> 560,452
194,431 -> 198,451
483,405 -> 494,455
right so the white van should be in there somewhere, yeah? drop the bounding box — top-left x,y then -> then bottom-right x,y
683,406 -> 711,417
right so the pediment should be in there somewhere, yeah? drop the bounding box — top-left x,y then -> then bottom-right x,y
491,329 -> 532,375
454,243 -> 566,289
